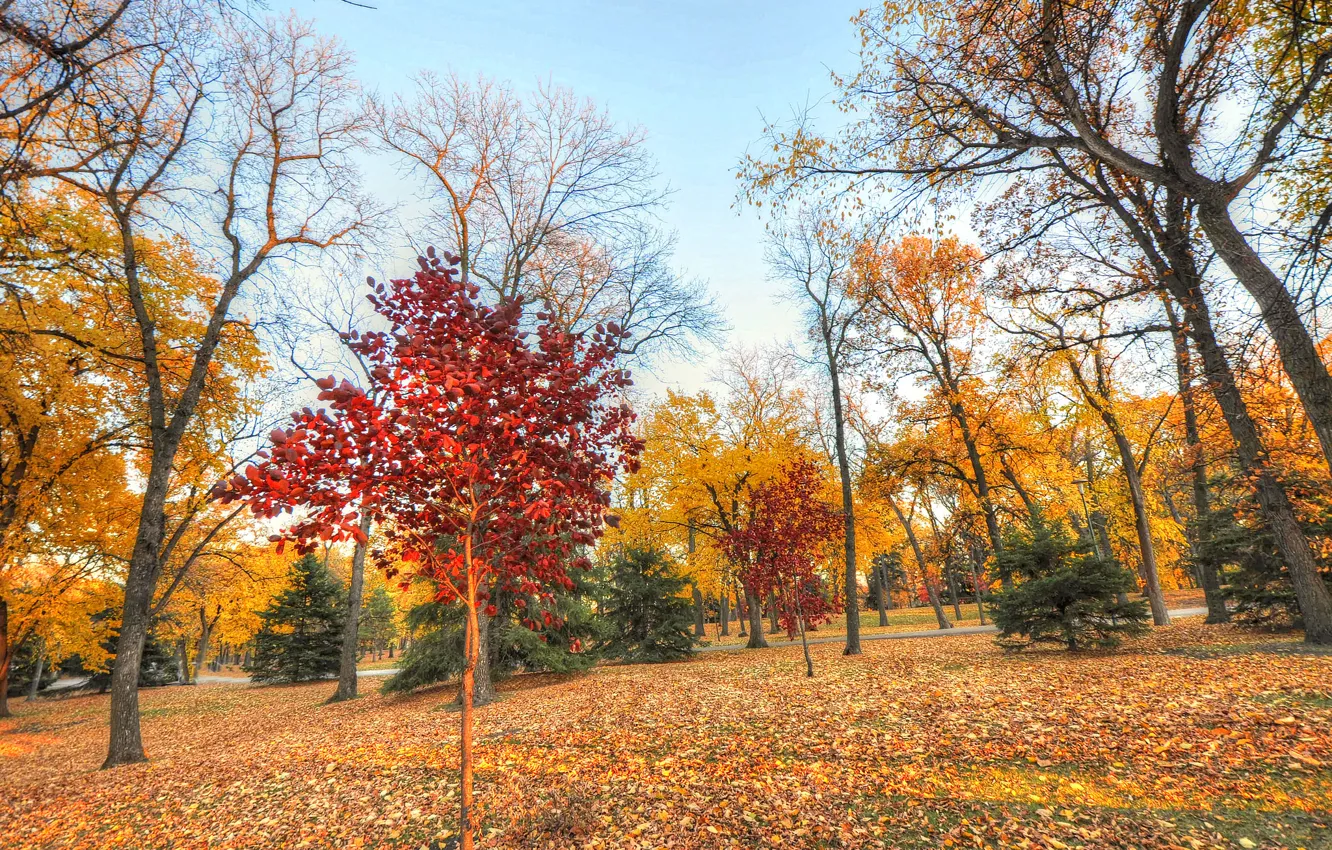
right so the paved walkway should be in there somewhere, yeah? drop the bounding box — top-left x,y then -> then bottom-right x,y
193,667 -> 399,685
694,606 -> 1210,653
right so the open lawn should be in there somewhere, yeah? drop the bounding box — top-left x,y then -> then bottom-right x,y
2,617 -> 1328,850
696,589 -> 1207,647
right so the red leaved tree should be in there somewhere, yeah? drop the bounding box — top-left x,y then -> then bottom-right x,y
722,458 -> 842,677
216,248 -> 642,849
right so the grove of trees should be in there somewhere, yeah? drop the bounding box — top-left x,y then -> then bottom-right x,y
4,1 -> 1332,847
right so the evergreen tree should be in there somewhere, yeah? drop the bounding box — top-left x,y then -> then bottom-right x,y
245,555 -> 345,684
358,584 -> 399,659
382,572 -> 607,695
991,512 -> 1149,651
603,547 -> 697,662
1200,480 -> 1332,629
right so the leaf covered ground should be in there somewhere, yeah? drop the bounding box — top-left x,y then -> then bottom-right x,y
1,618 -> 1329,850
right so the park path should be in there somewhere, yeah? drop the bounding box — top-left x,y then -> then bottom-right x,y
185,606 -> 1210,683
192,667 -> 399,685
696,606 -> 1210,652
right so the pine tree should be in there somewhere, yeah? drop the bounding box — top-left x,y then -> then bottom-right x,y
603,548 -> 697,662
358,584 -> 399,659
990,512 -> 1149,651
245,555 -> 345,684
382,573 -> 607,695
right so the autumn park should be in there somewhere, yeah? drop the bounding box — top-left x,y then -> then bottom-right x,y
3,1 -> 1332,848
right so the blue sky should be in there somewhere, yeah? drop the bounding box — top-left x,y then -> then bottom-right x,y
290,0 -> 867,392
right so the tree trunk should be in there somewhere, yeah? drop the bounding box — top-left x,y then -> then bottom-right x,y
105,445 -> 176,768
471,609 -> 496,707
692,585 -> 706,638
767,590 -> 780,634
735,587 -> 747,637
1164,299 -> 1228,623
1106,425 -> 1171,626
888,495 -> 951,629
0,599 -> 11,718
875,562 -> 889,626
330,513 -> 372,703
825,350 -> 861,655
946,558 -> 963,621
719,591 -> 729,637
1158,231 -> 1332,643
925,582 -> 953,630
967,553 -> 988,625
193,607 -> 215,683
1195,201 -> 1332,472
744,588 -> 768,649
795,583 -> 813,678
459,554 -> 480,850
174,637 -> 188,685
948,394 -> 1006,587
1070,350 -> 1171,627
27,636 -> 45,700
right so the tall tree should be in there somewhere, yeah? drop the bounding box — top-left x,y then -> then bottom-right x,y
852,235 -> 1011,583
219,250 -> 640,850
767,210 -> 869,654
370,74 -> 721,363
42,7 -> 373,767
746,0 -> 1332,476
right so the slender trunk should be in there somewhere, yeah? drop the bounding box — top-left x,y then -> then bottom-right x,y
950,399 -> 1006,587
925,581 -> 953,630
795,583 -> 813,678
824,345 -> 861,655
193,607 -> 215,683
331,513 -> 372,703
946,559 -> 963,621
175,637 -> 188,685
688,526 -> 705,637
1195,201 -> 1332,472
719,591 -> 729,637
888,495 -> 952,629
875,561 -> 889,626
1105,425 -> 1170,626
767,590 -> 780,634
1000,456 -> 1037,518
1070,350 -> 1170,627
736,587 -> 747,637
744,588 -> 768,649
1164,299 -> 1228,623
967,553 -> 988,625
459,537 -> 479,850
0,599 -> 10,718
27,636 -> 45,700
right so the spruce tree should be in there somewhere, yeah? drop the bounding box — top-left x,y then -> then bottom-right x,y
246,554 -> 345,684
382,572 -> 606,695
603,547 -> 696,662
991,512 -> 1149,651
358,584 -> 399,659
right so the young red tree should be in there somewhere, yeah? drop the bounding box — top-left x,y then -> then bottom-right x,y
722,458 -> 842,676
216,248 -> 641,849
